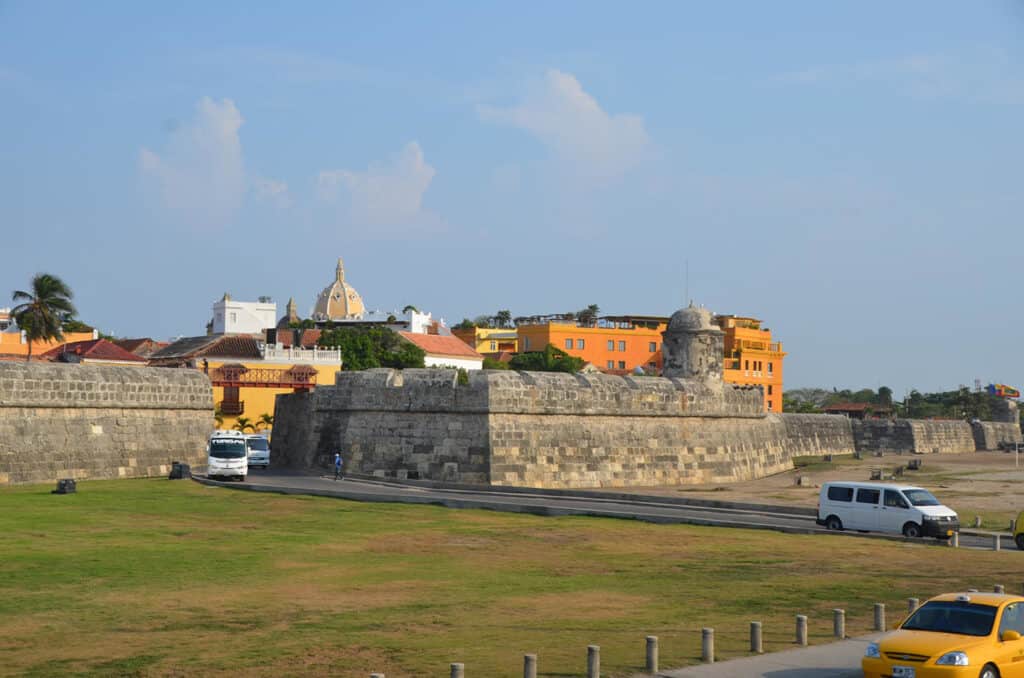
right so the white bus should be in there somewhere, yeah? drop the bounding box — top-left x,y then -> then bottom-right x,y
206,430 -> 248,481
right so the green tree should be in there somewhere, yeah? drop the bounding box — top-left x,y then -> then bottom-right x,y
472,314 -> 492,328
11,273 -> 76,361
482,356 -> 509,370
214,407 -> 225,428
318,326 -> 425,370
877,386 -> 894,407
234,416 -> 256,433
402,304 -> 419,314
575,304 -> 600,327
256,413 -> 274,431
509,344 -> 585,373
454,318 -> 476,330
495,310 -> 512,328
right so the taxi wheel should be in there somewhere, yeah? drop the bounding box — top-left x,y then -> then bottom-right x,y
979,663 -> 999,678
1016,534 -> 1024,551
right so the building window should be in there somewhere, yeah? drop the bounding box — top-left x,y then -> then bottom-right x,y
745,360 -> 749,370
767,385 -> 773,395
618,361 -> 626,369
649,342 -> 657,352
767,401 -> 772,411
768,362 -> 774,375
607,340 -> 614,351
489,341 -> 497,351
230,312 -> 237,323
524,337 -> 531,350
618,340 -> 626,351
565,338 -> 573,350
577,338 -> 584,350
648,362 -> 657,369
607,360 -> 614,369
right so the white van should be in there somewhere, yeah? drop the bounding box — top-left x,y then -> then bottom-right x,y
207,430 -> 248,481
245,434 -> 270,469
817,481 -> 959,539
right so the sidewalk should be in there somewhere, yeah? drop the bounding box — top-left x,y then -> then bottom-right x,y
659,634 -> 883,678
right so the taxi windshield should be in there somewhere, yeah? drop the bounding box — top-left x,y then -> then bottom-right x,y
901,601 -> 996,636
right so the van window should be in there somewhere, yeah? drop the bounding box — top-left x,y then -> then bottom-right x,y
856,488 -> 880,504
884,490 -> 909,509
903,489 -> 941,506
827,486 -> 854,502
246,438 -> 269,451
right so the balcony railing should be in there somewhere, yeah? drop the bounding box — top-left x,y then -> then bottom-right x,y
219,400 -> 244,415
263,346 -> 343,364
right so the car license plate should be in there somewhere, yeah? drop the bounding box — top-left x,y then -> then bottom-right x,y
892,667 -> 915,678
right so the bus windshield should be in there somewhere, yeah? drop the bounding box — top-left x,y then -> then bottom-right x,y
209,440 -> 247,459
246,438 -> 269,451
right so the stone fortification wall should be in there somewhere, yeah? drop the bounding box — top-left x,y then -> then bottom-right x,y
971,422 -> 1022,451
0,363 -> 212,485
776,413 -> 855,457
906,420 -> 976,454
851,420 -> 915,455
273,368 -> 856,488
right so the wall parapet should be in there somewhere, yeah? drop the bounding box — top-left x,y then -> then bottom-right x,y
316,368 -> 765,419
0,362 -> 212,410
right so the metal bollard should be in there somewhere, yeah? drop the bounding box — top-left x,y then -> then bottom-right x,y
702,628 -> 715,663
995,585 -> 1005,594
974,515 -> 982,528
750,621 -> 763,654
450,663 -> 464,678
908,598 -> 919,614
645,636 -> 658,673
874,603 -> 886,632
951,532 -> 959,548
833,609 -> 846,638
587,645 -> 600,678
523,654 -> 537,678
796,615 -> 808,646
994,534 -> 1001,551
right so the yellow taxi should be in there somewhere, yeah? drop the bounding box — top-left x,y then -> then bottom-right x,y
863,592 -> 1024,678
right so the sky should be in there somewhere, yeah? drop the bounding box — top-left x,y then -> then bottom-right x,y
2,1 -> 1023,397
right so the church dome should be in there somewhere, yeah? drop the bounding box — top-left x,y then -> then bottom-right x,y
313,258 -> 366,321
667,303 -> 717,333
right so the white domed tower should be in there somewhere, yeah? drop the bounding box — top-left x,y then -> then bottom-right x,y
661,303 -> 724,384
313,258 -> 366,321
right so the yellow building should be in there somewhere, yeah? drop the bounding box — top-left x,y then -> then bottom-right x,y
715,315 -> 786,412
451,326 -> 518,355
149,335 -> 342,431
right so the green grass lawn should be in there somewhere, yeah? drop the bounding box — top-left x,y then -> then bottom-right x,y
1,479 -> 1020,677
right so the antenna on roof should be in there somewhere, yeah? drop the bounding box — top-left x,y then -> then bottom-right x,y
685,259 -> 689,306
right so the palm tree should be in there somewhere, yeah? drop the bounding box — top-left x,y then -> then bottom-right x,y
11,273 -> 76,361
495,310 -> 512,328
233,416 -> 256,433
213,407 -> 225,429
256,413 -> 274,431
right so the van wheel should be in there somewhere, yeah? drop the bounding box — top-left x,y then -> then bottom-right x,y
1015,534 -> 1024,551
902,522 -> 923,538
979,663 -> 999,678
825,515 -> 843,531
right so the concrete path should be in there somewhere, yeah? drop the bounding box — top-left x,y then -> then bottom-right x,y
659,634 -> 882,678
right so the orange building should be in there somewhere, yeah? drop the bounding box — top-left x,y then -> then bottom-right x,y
0,328 -> 99,358
516,315 -> 667,374
715,315 -> 785,412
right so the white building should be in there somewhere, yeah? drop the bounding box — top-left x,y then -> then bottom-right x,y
211,294 -> 277,335
397,332 -> 484,370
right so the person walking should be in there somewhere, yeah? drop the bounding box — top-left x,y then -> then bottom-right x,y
333,452 -> 344,481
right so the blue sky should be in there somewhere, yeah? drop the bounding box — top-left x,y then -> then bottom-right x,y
2,1 -> 1022,396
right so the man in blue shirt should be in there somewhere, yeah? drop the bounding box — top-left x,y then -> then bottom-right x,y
333,452 -> 343,481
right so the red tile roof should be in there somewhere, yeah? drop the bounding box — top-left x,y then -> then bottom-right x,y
298,329 -> 322,348
398,332 -> 483,360
41,339 -> 148,363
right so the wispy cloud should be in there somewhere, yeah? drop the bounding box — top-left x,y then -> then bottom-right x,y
139,97 -> 247,229
317,142 -> 443,234
478,69 -> 650,182
253,177 -> 291,209
772,49 -> 1024,104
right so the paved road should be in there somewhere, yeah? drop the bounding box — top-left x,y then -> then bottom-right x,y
659,634 -> 883,678
197,470 -> 1011,550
